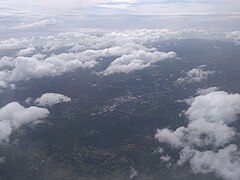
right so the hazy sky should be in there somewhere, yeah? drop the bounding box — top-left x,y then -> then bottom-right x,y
0,0 -> 240,34
1,0 -> 240,15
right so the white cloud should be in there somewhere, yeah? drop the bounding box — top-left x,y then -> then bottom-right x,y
1,0 -> 239,17
0,38 -> 33,49
190,145 -> 240,180
25,97 -> 32,105
34,93 -> 71,107
0,102 -> 49,143
177,67 -> 215,84
15,18 -> 61,30
17,44 -> 36,56
155,90 -> 240,180
0,29 -> 180,90
0,54 -> 96,87
155,127 -> 185,148
102,50 -> 176,75
160,155 -> 171,162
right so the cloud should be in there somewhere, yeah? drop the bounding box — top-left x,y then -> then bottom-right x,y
226,31 -> 240,45
155,90 -> 240,180
1,0 -> 240,17
0,28 -> 233,91
102,50 -> 176,75
17,44 -> 36,56
0,54 -> 96,88
0,102 -> 49,143
0,29 -> 180,90
190,145 -> 240,180
34,93 -> 71,107
176,67 -> 215,84
0,37 -> 33,49
0,29 -> 210,51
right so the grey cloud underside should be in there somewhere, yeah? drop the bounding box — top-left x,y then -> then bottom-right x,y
155,90 -> 240,180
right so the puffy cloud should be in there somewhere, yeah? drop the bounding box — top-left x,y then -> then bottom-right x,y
0,29 -> 206,51
186,91 -> 240,124
0,102 -> 49,143
17,44 -> 36,56
190,145 -> 240,180
177,67 -> 215,84
34,93 -> 71,107
102,50 -> 176,75
155,90 -> 240,180
0,53 -> 95,90
160,155 -> 171,162
0,29 -> 179,90
0,54 -> 97,89
155,127 -> 184,148
0,38 -> 33,49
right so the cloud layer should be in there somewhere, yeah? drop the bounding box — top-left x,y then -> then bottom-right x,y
0,29 -> 181,91
155,90 -> 240,180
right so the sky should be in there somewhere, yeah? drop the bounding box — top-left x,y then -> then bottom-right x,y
1,0 -> 240,16
0,0 -> 240,32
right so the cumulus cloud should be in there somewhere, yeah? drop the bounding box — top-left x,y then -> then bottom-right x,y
17,44 -> 36,56
0,102 -> 49,143
176,67 -> 215,84
102,50 -> 176,75
34,93 -> 71,107
190,145 -> 240,180
155,90 -> 240,180
0,29 -> 179,90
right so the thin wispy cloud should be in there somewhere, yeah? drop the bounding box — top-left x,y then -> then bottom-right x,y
0,0 -> 239,16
